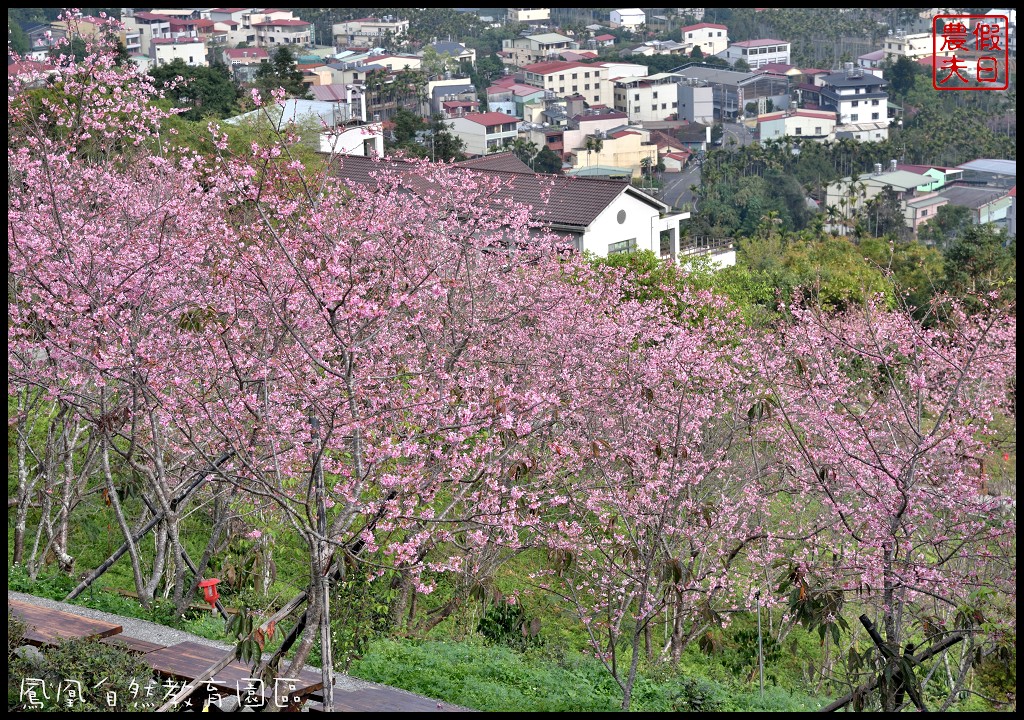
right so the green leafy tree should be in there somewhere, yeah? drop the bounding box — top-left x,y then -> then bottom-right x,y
888,55 -> 919,99
420,45 -> 458,79
533,144 -> 563,174
733,57 -> 751,72
917,203 -> 972,250
428,113 -> 466,162
860,237 -> 945,316
508,137 -> 538,166
862,186 -> 907,240
149,58 -> 241,121
390,107 -> 425,146
254,45 -> 310,99
8,16 -> 30,55
943,224 -> 1016,308
690,45 -> 703,59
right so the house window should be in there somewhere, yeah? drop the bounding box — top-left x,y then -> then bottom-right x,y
852,100 -> 859,107
559,74 -> 565,80
608,238 -> 636,255
634,93 -> 640,101
653,91 -> 658,99
671,101 -> 677,108
871,112 -> 879,120
572,85 -> 578,92
572,73 -> 577,79
652,105 -> 658,111
921,208 -> 928,216
559,87 -> 565,93
661,103 -> 666,109
815,126 -> 822,134
851,113 -> 859,121
871,99 -> 879,106
584,72 -> 590,78
795,127 -> 802,135
594,95 -> 599,102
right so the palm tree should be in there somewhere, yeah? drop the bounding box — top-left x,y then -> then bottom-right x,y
584,135 -> 603,168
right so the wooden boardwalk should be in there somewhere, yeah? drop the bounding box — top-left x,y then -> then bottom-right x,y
9,598 -> 122,647
9,597 -> 474,712
307,685 -> 470,712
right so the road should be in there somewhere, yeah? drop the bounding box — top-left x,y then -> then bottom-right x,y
660,120 -> 755,210
661,161 -> 701,210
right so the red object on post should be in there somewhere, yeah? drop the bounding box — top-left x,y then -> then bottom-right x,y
197,578 -> 220,610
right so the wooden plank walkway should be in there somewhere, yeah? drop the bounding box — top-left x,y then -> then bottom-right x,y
99,634 -> 165,654
143,640 -> 324,710
9,598 -> 473,712
9,598 -> 122,647
307,685 -> 471,713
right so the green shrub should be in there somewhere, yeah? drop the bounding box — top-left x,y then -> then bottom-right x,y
477,601 -> 541,651
8,637 -> 160,712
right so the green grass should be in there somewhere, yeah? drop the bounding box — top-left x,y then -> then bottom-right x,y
349,636 -> 828,712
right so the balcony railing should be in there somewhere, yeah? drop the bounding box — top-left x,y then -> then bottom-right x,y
678,236 -> 734,257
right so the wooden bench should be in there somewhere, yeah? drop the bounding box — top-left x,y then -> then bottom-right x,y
9,598 -> 122,647
143,640 -> 325,711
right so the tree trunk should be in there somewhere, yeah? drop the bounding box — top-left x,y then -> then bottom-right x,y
102,438 -> 151,606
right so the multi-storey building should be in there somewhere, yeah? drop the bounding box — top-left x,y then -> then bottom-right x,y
501,33 -> 575,67
721,39 -> 791,69
757,107 -> 837,142
817,68 -> 889,142
332,16 -> 409,48
447,111 -> 522,156
150,36 -> 207,67
521,60 -> 612,107
613,73 -> 682,123
609,9 -> 646,30
122,11 -> 173,56
507,8 -> 551,24
680,22 -> 728,57
252,18 -> 311,47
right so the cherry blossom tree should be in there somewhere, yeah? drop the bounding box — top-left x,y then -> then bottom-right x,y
751,292 -> 1016,711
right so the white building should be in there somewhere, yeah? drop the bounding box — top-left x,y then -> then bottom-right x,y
447,112 -> 522,156
818,69 -> 889,142
122,11 -> 172,56
680,22 -> 729,57
222,47 -> 269,67
319,123 -> 385,157
609,9 -> 646,30
330,156 -> 696,264
332,16 -> 409,48
676,81 -> 714,124
521,60 -> 613,107
501,32 -> 576,67
598,61 -> 651,82
757,107 -> 837,142
882,31 -> 941,62
507,8 -> 551,24
722,39 -> 791,69
252,18 -> 311,48
613,73 -> 682,123
149,36 -> 207,67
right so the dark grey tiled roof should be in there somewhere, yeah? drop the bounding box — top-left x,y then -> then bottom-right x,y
328,155 -> 657,229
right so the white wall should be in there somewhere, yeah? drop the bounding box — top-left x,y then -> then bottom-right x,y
579,191 -> 687,259
319,123 -> 385,157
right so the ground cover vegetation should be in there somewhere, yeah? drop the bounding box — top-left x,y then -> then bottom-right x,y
7,15 -> 1016,713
